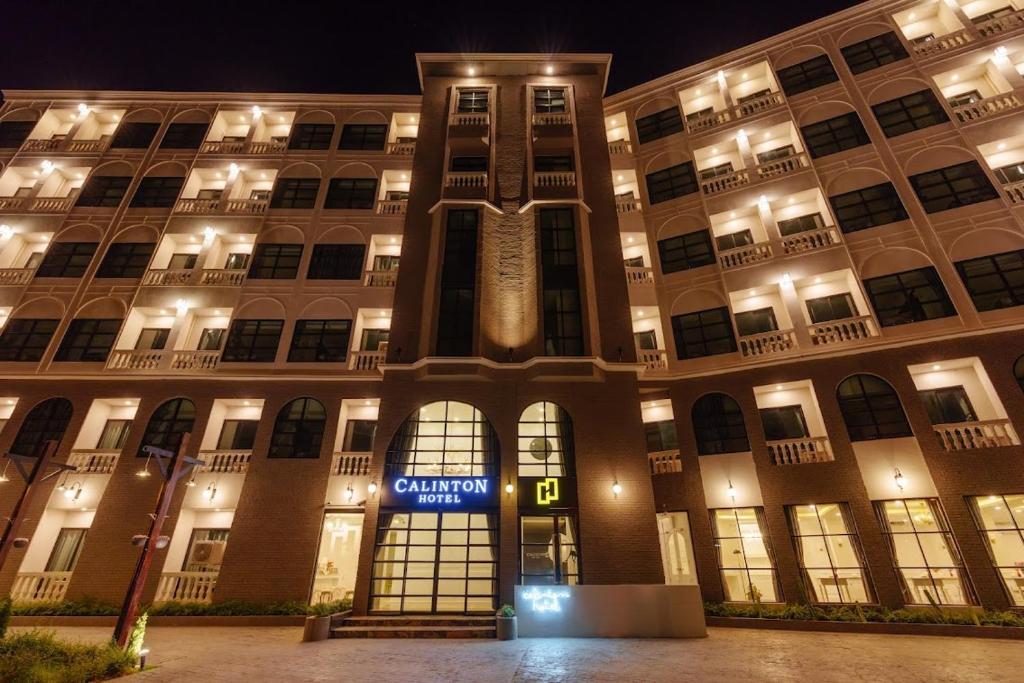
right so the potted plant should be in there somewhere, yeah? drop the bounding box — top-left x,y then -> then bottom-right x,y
496,604 -> 517,640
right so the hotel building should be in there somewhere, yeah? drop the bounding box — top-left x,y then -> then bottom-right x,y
2,0 -> 1024,624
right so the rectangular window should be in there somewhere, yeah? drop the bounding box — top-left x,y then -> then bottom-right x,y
45,528 -> 88,573
777,213 -> 825,237
35,242 -> 98,278
450,156 -> 488,172
75,176 -> 132,208
756,145 -> 796,164
324,178 -> 378,209
534,87 -> 567,113
221,319 -> 283,362
97,419 -> 132,450
993,162 -> 1024,184
287,319 -> 352,362
0,120 -> 35,148
787,503 -> 872,604
338,124 -> 387,150
289,123 -> 335,150
129,177 -> 183,208
711,507 -> 780,602
360,328 -> 390,351
134,328 -> 169,351
182,529 -> 229,572
864,266 -> 957,327
800,112 -> 871,159
456,89 -> 489,113
841,31 -> 909,74
657,230 -> 715,274
645,162 -> 699,204
312,512 -> 364,605
670,306 -> 737,360
0,319 -> 58,362
806,292 -> 857,323
159,122 -> 208,149
634,329 -> 657,350
54,318 -> 121,362
714,229 -> 753,252
968,494 -> 1024,606
96,242 -> 155,278
776,55 -> 839,96
872,90 -> 950,137
876,498 -> 973,605
644,420 -> 679,453
198,328 -> 224,351
270,178 -> 321,209
760,405 -> 810,440
216,419 -> 258,450
110,122 -> 159,149
699,162 -> 735,181
534,155 -> 574,172
373,254 -> 400,271
248,244 -> 303,279
436,209 -> 479,356
343,419 -> 377,452
735,307 -> 778,336
635,107 -> 684,144
919,386 -> 977,425
829,182 -> 909,233
909,161 -> 1000,214
540,208 -> 584,356
947,90 -> 983,109
167,253 -> 197,270
658,512 -> 698,586
307,244 -> 366,279
224,253 -> 249,271
520,515 -> 581,585
955,249 -> 1024,312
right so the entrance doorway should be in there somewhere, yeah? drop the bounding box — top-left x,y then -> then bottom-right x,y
311,512 -> 364,606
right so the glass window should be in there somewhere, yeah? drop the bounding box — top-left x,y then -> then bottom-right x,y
829,182 -> 908,233
715,229 -> 753,252
760,405 -> 809,440
806,292 -> 856,323
450,156 -> 488,172
0,319 -> 59,362
836,374 -> 913,441
197,328 -> 224,351
540,208 -> 583,356
35,242 -> 98,278
456,89 -> 489,113
657,512 -> 698,586
96,242 -> 155,278
268,397 -> 326,459
841,32 -> 909,74
863,266 -> 957,327
216,419 -> 258,450
711,507 -> 780,602
222,319 -> 283,363
776,54 -> 839,96
54,318 -> 121,362
876,498 -> 973,605
307,244 -> 366,279
635,107 -> 684,144
110,122 -> 159,149
182,529 -> 229,572
756,145 -> 796,164
342,419 -> 377,452
385,400 -> 497,477
955,249 -> 1024,312
534,88 -> 566,113
644,419 -> 678,453
645,162 -> 699,204
634,329 -> 657,350
436,209 -> 479,356
287,319 -> 351,363
699,162 -> 735,181
97,419 -> 132,450
968,494 -> 1024,606
692,393 -> 750,455
270,178 -> 320,209
338,124 -> 387,151
11,398 -> 73,457
788,503 -> 872,603
800,112 -> 871,159
919,386 -> 977,425
167,253 -> 197,270
520,515 -> 581,585
129,177 -> 183,208
534,155 -> 574,172
360,328 -> 390,351
776,213 -> 824,237
134,328 -> 169,351
138,398 -> 194,457
872,90 -> 950,137
76,176 -> 132,208
45,528 -> 88,573
670,306 -> 737,360
518,402 -> 574,477
311,512 -> 364,605
159,122 -> 208,149
734,307 -> 778,336
248,244 -> 303,279
0,120 -> 36,148
289,123 -> 335,150
324,178 -> 378,209
657,230 -> 715,274
909,161 -> 999,214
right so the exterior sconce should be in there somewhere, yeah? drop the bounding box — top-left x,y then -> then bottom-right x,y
174,299 -> 189,316
994,46 -> 1010,64
467,66 -> 477,76
202,225 -> 216,245
780,272 -> 793,286
736,129 -> 748,145
0,225 -> 12,240
0,460 -> 10,483
894,467 -> 907,491
544,65 -> 554,75
40,160 -> 54,175
612,481 -> 622,498
726,480 -> 737,500
251,105 -> 262,120
345,485 -> 355,502
77,103 -> 90,117
136,454 -> 153,478
228,163 -> 240,181
205,481 -> 218,502
367,481 -> 378,497
63,481 -> 83,502
186,474 -> 197,488
757,194 -> 769,209
505,480 -> 514,495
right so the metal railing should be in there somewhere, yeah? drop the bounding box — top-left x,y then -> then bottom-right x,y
155,572 -> 218,603
934,419 -> 1019,451
738,329 -> 797,358
767,437 -> 833,465
648,449 -> 682,475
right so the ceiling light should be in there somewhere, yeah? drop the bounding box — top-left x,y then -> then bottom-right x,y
932,364 -> 941,371
544,65 -> 554,75
467,66 -> 477,76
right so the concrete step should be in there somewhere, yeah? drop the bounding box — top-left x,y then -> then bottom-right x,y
342,615 -> 496,627
330,624 -> 496,639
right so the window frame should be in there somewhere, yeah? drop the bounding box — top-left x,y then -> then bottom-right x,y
909,161 -> 1000,214
800,112 -> 871,159
287,319 -> 352,363
54,318 -> 122,363
635,107 -> 684,145
657,230 -> 715,274
836,374 -> 913,441
863,266 -> 957,327
221,319 -> 284,363
775,54 -> 840,96
670,306 -> 738,360
871,89 -> 950,138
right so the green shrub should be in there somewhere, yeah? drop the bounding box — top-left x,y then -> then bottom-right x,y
12,597 -> 118,617
148,599 -> 352,617
704,602 -> 1024,628
0,597 -> 11,639
0,630 -> 135,683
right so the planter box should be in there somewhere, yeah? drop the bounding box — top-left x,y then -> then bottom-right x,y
11,615 -> 307,628
707,616 -> 1024,640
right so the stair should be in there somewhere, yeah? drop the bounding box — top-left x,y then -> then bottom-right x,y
330,615 -> 496,639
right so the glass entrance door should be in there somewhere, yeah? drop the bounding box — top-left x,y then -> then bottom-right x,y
520,515 -> 581,585
370,511 -> 497,613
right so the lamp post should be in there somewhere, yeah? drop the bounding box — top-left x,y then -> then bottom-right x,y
113,434 -> 203,647
0,441 -> 76,574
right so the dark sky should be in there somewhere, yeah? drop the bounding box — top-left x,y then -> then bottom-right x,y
1,0 -> 862,96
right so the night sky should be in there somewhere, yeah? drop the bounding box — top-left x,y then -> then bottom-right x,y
1,0 -> 862,96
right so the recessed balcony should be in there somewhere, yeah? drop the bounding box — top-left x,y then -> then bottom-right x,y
170,349 -> 221,371
534,171 -> 576,188
0,267 -> 35,286
766,436 -> 834,465
11,572 -> 72,602
933,419 -> 1018,450
718,242 -> 773,269
444,171 -> 488,189
349,348 -> 387,371
738,328 -> 797,358
107,348 -> 166,370
332,451 -> 372,476
155,572 -> 218,603
197,449 -> 251,474
807,314 -> 878,346
625,266 -> 654,286
364,269 -> 398,287
895,4 -> 974,57
375,199 -> 408,215
66,449 -> 120,474
648,449 -> 682,474
971,7 -> 1024,37
200,108 -> 293,155
780,225 -> 842,255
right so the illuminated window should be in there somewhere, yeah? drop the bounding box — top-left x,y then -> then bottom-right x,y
657,512 -> 698,585
268,397 -> 326,459
968,494 -> 1024,606
384,401 -> 497,477
711,507 -> 780,602
517,402 -> 574,477
787,503 -> 872,603
521,515 -> 580,585
311,512 -> 364,605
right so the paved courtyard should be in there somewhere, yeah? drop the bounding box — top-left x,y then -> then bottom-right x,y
11,625 -> 1024,682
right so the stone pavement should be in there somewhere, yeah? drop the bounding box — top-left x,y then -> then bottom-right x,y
10,625 -> 1024,682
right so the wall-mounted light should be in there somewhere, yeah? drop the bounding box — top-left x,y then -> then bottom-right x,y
174,298 -> 189,316
736,129 -> 748,145
77,103 -> 90,117
726,480 -> 737,500
228,163 -> 240,181
757,194 -> 769,209
63,481 -> 83,502
894,467 -> 907,491
612,481 -> 622,498
251,105 -> 263,120
202,225 -> 216,246
544,65 -> 554,75
186,474 -> 197,488
205,481 -> 218,502
467,66 -> 477,77
780,272 -> 793,286
40,160 -> 54,176
994,46 -> 1010,64
505,480 -> 514,495
0,225 -> 12,240
0,460 -> 12,483
345,484 -> 355,502
136,454 -> 152,478
367,481 -> 378,497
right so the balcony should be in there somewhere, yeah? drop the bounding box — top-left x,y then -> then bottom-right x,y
755,152 -> 810,180
197,449 -> 251,473
686,110 -> 732,134
21,137 -> 65,153
637,348 -> 668,371
11,572 -> 72,602
66,449 -> 120,474
0,268 -> 34,286
735,91 -> 786,118
533,112 -> 571,126
767,436 -> 833,465
142,268 -> 193,286
780,226 -> 842,255
911,29 -> 974,57
616,195 -> 642,214
376,199 -> 408,216
608,139 -> 632,155
175,198 -> 221,214
65,136 -> 111,154
170,349 -> 221,371
155,572 -> 218,603
199,269 -> 246,286
445,171 -> 488,189
106,349 -> 165,370
738,329 -> 797,358
247,139 -> 287,155
952,93 -> 1024,123
534,171 -> 576,188
364,269 -> 398,287
933,419 -> 1018,451
718,242 -> 772,269
224,197 -> 269,214
974,8 -> 1024,36
200,140 -> 246,155
0,196 -> 76,213
808,315 -> 877,346
687,93 -> 786,135
648,449 -> 682,475
332,451 -> 371,476
387,140 -> 416,155
349,348 -> 386,372
625,266 -> 654,286
701,168 -> 750,195
449,112 -> 488,127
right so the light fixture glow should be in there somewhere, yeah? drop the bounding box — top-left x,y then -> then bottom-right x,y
994,46 -> 1010,64
932,364 -> 941,371
0,225 -> 12,240
228,163 -> 240,180
205,481 -> 218,502
174,298 -> 189,316
40,160 -> 54,175
345,485 -> 355,502
251,105 -> 262,120
505,480 -> 514,494
544,65 -> 554,75
726,481 -> 737,500
612,482 -> 622,497
781,272 -> 792,286
467,66 -> 477,76
368,481 -> 378,496
894,467 -> 908,491
77,103 -> 89,117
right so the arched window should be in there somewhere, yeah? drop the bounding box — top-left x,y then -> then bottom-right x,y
692,393 -> 749,455
1015,355 -> 1024,393
385,400 -> 498,476
836,374 -> 912,441
269,398 -> 326,458
138,398 -> 195,456
518,402 -> 574,477
11,398 -> 73,457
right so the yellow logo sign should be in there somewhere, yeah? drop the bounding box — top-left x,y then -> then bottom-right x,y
537,477 -> 560,505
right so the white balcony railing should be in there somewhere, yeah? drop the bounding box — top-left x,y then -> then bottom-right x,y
142,268 -> 194,286
615,196 -> 642,214
29,196 -> 76,213
332,451 -> 371,476
11,572 -> 72,602
625,266 -> 654,285
65,136 -> 110,153
21,137 -> 64,152
175,198 -> 221,214
170,350 -> 220,371
376,199 -> 408,216
738,329 -> 797,358
701,169 -> 750,195
197,449 -> 251,473
349,348 -> 386,371
911,30 -> 973,57
66,449 -> 120,474
449,112 -> 489,127
755,152 -> 809,180
934,419 -> 1019,451
387,141 -> 416,155
808,315 -> 877,346
608,139 -> 633,155
733,91 -> 786,118
781,226 -> 842,255
155,572 -> 218,603
534,171 -> 576,188
247,140 -> 287,154
199,269 -> 246,286
200,140 -> 245,154
648,449 -> 682,475
0,268 -> 35,286
0,197 -> 28,210
445,172 -> 488,189
767,437 -> 833,465
106,349 -> 165,370
952,93 -> 1024,123
686,110 -> 731,133
718,242 -> 772,269
225,198 -> 269,214
974,9 -> 1024,36
364,269 -> 398,287
532,112 -> 571,126
637,348 -> 668,371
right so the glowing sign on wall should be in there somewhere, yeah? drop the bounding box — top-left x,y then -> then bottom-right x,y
518,476 -> 577,511
381,476 -> 499,510
522,587 -> 571,613
537,477 -> 559,505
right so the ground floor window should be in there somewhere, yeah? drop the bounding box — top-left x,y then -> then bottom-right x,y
711,507 -> 780,602
311,512 -> 364,605
657,512 -> 697,586
371,512 -> 497,613
968,494 -> 1024,606
520,514 -> 581,585
787,503 -> 872,604
875,498 -> 973,605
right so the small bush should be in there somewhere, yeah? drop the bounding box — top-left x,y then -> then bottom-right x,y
0,597 -> 12,639
12,597 -> 118,617
704,601 -> 1024,628
148,599 -> 352,617
0,630 -> 135,683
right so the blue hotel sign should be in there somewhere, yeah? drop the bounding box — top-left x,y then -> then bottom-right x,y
381,476 -> 499,510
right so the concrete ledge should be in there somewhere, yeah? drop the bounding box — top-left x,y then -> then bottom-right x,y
11,615 -> 307,628
707,616 -> 1024,640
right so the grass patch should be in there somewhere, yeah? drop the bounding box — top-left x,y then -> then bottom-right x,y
704,602 -> 1024,627
0,630 -> 135,683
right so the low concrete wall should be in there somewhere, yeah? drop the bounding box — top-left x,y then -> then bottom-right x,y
707,617 -> 1024,640
515,584 -> 706,638
10,615 -> 307,628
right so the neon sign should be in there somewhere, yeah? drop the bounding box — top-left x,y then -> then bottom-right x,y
536,477 -> 559,505
522,587 -> 570,613
381,476 -> 499,510
518,476 -> 577,511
